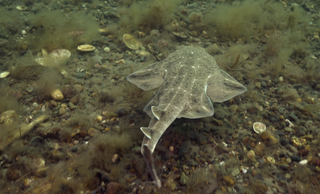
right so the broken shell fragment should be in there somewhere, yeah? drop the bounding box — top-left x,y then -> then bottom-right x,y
123,34 -> 140,50
35,49 -> 71,66
0,71 -> 10,78
50,49 -> 71,59
172,31 -> 188,39
0,110 -> 17,124
50,89 -> 64,101
16,6 -> 27,11
137,50 -> 150,57
77,44 -> 95,52
253,122 -> 266,134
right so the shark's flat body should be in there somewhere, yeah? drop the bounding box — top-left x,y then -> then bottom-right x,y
127,46 -> 247,187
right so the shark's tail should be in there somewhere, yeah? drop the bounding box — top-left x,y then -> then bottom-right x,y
142,144 -> 162,188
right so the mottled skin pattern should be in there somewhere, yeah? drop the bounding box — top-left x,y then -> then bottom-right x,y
127,46 -> 247,187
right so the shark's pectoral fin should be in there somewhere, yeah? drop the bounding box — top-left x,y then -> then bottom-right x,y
126,62 -> 166,91
178,92 -> 214,119
206,69 -> 247,103
140,127 -> 153,139
151,106 -> 164,120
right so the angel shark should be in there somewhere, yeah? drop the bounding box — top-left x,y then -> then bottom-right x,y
127,46 -> 247,187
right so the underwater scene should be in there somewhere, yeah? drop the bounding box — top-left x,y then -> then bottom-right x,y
0,0 -> 320,193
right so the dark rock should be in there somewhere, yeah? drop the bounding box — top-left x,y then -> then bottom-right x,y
187,158 -> 198,166
275,131 -> 285,136
107,182 -> 120,194
70,146 -> 78,153
298,149 -> 309,156
30,136 -> 44,147
288,112 -> 299,121
280,138 -> 289,146
290,155 -> 301,162
115,107 -> 128,117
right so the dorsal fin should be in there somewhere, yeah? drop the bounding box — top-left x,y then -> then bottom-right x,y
151,106 -> 163,120
140,127 -> 153,139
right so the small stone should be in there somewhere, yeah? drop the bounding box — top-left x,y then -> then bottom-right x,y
291,155 -> 301,162
279,76 -> 284,82
115,107 -> 128,116
50,89 -> 64,101
180,172 -> 188,185
286,158 -> 292,163
284,127 -> 294,132
298,148 -> 309,156
247,150 -> 256,162
285,173 -> 291,179
229,105 -> 238,113
59,107 -> 67,115
69,102 -> 76,110
112,154 -> 119,163
255,82 -> 261,89
107,182 -> 120,194
70,96 -> 79,105
223,176 -> 235,186
96,115 -> 103,122
88,128 -> 97,137
231,168 -> 240,176
104,47 -> 111,52
50,100 -> 57,107
266,156 -> 275,163
70,146 -> 78,152
169,145 -> 174,152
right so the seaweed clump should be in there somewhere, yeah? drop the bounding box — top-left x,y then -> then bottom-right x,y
120,0 -> 185,32
26,10 -> 100,52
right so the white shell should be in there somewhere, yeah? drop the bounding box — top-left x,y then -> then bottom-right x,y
77,44 -> 95,51
253,122 -> 266,134
0,71 -> 10,78
299,159 -> 308,165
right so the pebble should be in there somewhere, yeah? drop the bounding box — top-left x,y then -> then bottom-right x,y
279,76 -> 284,82
231,168 -> 240,176
291,155 -> 301,162
223,176 -> 235,186
70,146 -> 78,152
58,107 -> 67,115
247,150 -> 256,162
180,172 -> 188,185
111,154 -> 119,163
285,173 -> 291,179
284,158 -> 291,164
284,127 -> 294,132
255,82 -> 261,89
104,47 -> 110,52
51,89 -> 64,101
88,128 -> 97,137
298,148 -> 309,156
69,102 -> 76,110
